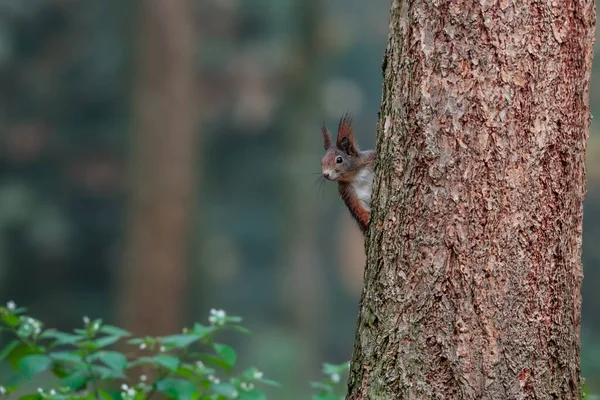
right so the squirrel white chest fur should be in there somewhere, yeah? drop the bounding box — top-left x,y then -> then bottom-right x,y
351,168 -> 374,213
320,114 -> 375,234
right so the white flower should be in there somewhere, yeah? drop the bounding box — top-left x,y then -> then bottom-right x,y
49,389 -> 56,395
0,386 -> 7,395
139,343 -> 147,350
6,301 -> 16,310
208,374 -> 220,383
240,382 -> 254,391
37,388 -> 43,394
232,390 -> 239,398
83,316 -> 90,324
93,322 -> 100,331
127,388 -> 136,397
253,370 -> 263,379
121,384 -> 129,391
330,373 -> 340,383
159,345 -> 166,352
196,361 -> 205,369
213,378 -> 220,384
209,308 -> 227,324
140,375 -> 147,382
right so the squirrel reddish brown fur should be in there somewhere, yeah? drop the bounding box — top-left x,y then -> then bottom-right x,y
321,114 -> 375,234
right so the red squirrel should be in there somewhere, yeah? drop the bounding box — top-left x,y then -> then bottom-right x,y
321,114 -> 375,234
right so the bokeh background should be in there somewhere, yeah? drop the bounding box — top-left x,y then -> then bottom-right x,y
0,0 -> 598,397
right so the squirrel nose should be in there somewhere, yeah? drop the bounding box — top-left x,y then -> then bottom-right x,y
323,172 -> 330,179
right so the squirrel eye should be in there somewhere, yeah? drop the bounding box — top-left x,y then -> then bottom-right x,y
335,156 -> 343,164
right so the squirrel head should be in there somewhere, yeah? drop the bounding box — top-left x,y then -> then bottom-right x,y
320,114 -> 361,182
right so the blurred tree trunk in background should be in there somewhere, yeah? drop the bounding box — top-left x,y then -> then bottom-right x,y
118,0 -> 196,336
278,0 -> 327,379
348,0 -> 595,399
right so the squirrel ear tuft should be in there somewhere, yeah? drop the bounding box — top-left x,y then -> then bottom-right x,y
321,123 -> 332,150
336,113 -> 359,156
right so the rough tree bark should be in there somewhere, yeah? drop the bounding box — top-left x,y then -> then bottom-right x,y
348,0 -> 595,399
118,0 -> 196,336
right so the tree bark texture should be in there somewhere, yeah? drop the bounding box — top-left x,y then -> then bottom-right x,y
348,0 -> 595,399
118,0 -> 196,336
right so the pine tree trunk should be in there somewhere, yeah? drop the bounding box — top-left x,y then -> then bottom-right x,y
118,0 -> 196,336
348,0 -> 595,399
278,0 -> 327,379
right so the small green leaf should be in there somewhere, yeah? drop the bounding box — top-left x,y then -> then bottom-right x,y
17,395 -> 41,400
160,333 -> 203,348
321,362 -> 349,376
76,341 -> 96,351
228,325 -> 251,334
98,390 -> 114,400
41,331 -> 84,346
198,354 -> 231,371
213,344 -> 236,368
98,391 -> 120,400
8,343 -> 36,370
2,314 -> 21,327
239,390 -> 267,400
173,364 -> 195,378
61,371 -> 89,391
153,354 -> 181,371
92,365 -> 125,379
18,354 -> 52,378
95,335 -> 121,348
193,323 -> 214,336
0,340 -> 20,361
78,393 -> 98,400
71,393 -> 97,400
211,382 -> 238,398
99,325 -> 131,337
156,378 -> 198,400
94,351 -> 127,371
51,363 -> 70,379
50,351 -> 84,364
322,363 -> 338,375
258,378 -> 280,387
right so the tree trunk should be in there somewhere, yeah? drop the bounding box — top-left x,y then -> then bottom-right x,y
278,0 -> 327,378
348,0 -> 595,399
118,0 -> 196,336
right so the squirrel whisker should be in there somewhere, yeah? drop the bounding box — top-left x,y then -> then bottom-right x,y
319,115 -> 375,234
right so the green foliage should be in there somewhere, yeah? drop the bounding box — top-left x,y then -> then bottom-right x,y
0,303 -> 280,399
309,362 -> 349,400
0,302 -> 351,400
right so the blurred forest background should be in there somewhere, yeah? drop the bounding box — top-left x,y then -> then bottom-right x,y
0,0 -> 598,397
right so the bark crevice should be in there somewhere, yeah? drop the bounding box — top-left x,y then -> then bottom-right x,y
348,0 -> 595,398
